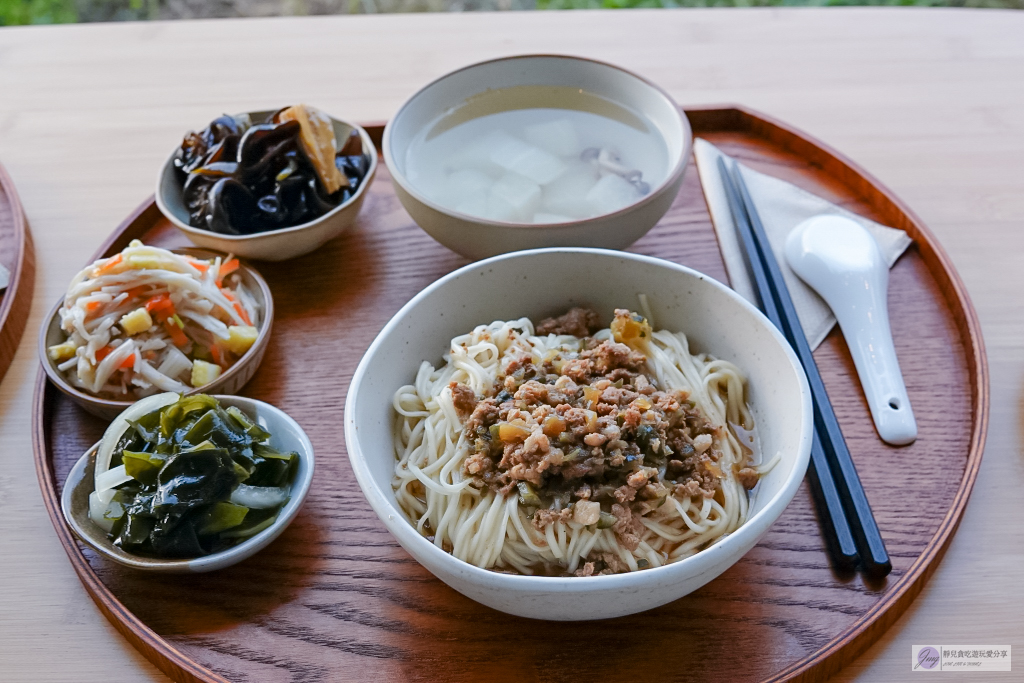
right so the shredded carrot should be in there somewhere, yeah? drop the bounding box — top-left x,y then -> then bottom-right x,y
92,253 -> 123,277
215,258 -> 239,286
146,294 -> 175,316
209,344 -> 224,368
123,286 -> 148,301
85,301 -> 103,315
218,288 -> 251,325
118,353 -> 136,370
186,257 -> 210,273
163,319 -> 188,347
234,302 -> 252,326
95,347 -> 112,361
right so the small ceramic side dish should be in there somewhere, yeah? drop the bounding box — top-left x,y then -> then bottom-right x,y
40,247 -> 274,421
61,394 -> 314,573
156,109 -> 378,262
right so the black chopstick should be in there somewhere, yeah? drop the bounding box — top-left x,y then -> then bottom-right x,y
721,157 -> 892,579
716,157 -> 859,573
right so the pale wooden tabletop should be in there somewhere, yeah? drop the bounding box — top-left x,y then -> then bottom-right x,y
0,7 -> 1021,682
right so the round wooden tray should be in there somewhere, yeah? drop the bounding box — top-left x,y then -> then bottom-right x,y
33,106 -> 987,683
0,161 -> 34,386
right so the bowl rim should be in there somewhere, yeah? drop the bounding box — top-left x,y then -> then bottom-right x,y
344,247 -> 813,589
59,394 -> 315,572
382,53 -> 693,230
38,247 -> 274,412
156,110 -> 379,242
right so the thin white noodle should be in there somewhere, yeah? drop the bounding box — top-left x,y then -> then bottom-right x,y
391,309 -> 756,576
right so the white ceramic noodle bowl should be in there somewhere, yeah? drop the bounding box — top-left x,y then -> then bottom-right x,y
383,55 -> 691,260
345,248 -> 812,620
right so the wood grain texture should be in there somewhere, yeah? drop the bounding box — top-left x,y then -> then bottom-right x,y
0,162 -> 35,388
33,108 -> 987,683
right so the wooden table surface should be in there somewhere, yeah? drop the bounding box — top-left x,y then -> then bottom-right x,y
0,8 -> 1021,682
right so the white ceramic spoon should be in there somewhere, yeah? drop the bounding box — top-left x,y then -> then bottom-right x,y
785,215 -> 917,446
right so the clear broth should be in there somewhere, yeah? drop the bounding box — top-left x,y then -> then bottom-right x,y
404,85 -> 669,224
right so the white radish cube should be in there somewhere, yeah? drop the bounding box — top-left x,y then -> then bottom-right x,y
411,172 -> 449,205
524,119 -> 582,159
585,173 -> 642,216
483,195 -> 519,222
485,131 -> 567,185
488,173 -> 542,222
532,212 -> 575,224
507,147 -> 567,185
542,162 -> 600,218
448,135 -> 505,176
440,169 -> 493,207
454,194 -> 489,218
485,130 -> 532,167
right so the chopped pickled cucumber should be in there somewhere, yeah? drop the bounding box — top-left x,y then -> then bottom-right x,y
122,450 -> 165,486
225,325 -> 258,355
191,359 -> 222,387
119,307 -> 153,336
517,481 -> 541,507
47,341 -> 77,362
200,502 -> 249,535
220,513 -> 277,539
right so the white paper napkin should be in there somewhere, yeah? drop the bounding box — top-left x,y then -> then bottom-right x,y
693,138 -> 912,351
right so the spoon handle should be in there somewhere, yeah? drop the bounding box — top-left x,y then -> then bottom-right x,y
785,216 -> 917,446
834,269 -> 917,446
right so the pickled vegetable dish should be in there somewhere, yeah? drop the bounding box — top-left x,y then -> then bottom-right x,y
48,241 -> 261,399
175,104 -> 371,235
89,393 -> 297,558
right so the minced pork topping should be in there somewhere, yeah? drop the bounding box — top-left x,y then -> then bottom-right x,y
452,308 -> 758,575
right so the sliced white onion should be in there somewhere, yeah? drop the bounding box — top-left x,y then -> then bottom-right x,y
136,361 -> 190,393
156,346 -> 193,382
95,465 -> 132,502
94,392 -> 181,491
89,338 -> 136,394
230,485 -> 289,509
88,490 -> 125,531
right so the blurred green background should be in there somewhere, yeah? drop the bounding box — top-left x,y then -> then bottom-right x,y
1,0 -> 1020,25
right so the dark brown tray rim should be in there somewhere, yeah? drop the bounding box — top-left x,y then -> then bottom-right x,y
0,161 -> 35,388
31,105 -> 988,683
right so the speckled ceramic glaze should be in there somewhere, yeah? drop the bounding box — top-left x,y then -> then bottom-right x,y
345,248 -> 813,620
39,248 -> 273,421
61,395 -> 315,573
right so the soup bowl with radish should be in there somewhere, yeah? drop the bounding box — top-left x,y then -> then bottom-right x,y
384,55 -> 691,260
